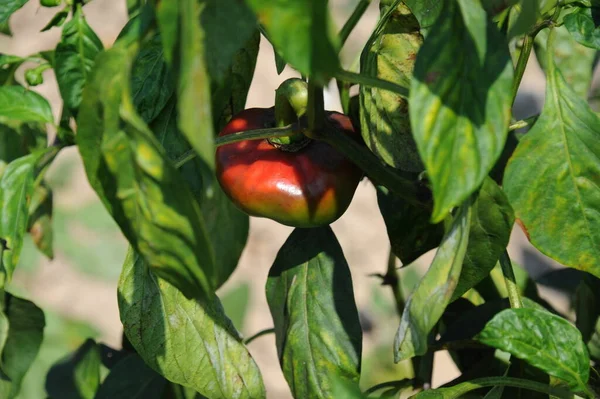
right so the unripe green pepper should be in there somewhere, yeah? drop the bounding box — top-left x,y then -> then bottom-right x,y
40,0 -> 62,7
25,63 -> 51,86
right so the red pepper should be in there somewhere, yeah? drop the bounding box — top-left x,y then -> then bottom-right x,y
216,108 -> 363,227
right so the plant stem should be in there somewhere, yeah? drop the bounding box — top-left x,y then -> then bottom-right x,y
384,248 -> 405,315
173,125 -> 297,168
439,376 -> 575,399
364,378 -> 416,395
508,114 -> 539,131
307,80 -> 325,131
315,125 -> 427,208
339,0 -> 371,48
511,4 -> 562,106
499,251 -> 523,309
244,328 -> 275,345
334,69 -> 409,99
338,80 -> 351,115
511,34 -> 534,106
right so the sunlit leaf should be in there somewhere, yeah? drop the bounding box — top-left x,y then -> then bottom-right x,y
0,293 -> 45,399
130,33 -> 175,124
0,148 -> 56,288
535,26 -> 595,99
410,0 -> 513,222
55,4 -> 104,115
77,44 -> 216,299
0,86 -> 54,124
170,0 -> 215,199
41,8 -> 69,32
360,1 -> 423,172
452,178 -> 514,301
266,227 -> 362,398
394,198 -> 472,362
478,307 -> 590,392
245,0 -> 339,84
0,0 -> 28,35
504,29 -> 600,278
118,250 -> 266,399
564,9 -> 600,50
150,99 -> 248,288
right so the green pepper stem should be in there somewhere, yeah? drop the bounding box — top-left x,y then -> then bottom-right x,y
339,0 -> 371,49
315,125 -> 427,209
499,251 -> 523,309
174,124 -> 297,168
334,69 -> 409,99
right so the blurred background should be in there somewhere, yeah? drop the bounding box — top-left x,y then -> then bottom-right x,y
0,1 -> 571,397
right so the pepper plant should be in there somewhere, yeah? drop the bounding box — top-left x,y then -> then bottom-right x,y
1,0 -> 600,398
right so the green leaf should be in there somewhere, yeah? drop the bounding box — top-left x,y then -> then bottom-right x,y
403,0 -> 443,30
27,181 -> 54,259
118,250 -> 266,399
95,354 -> 166,399
504,29 -> 600,279
452,178 -> 514,301
0,0 -> 28,35
478,307 -> 590,392
77,44 -> 216,299
331,378 -> 366,399
0,55 -> 25,86
212,30 -> 260,131
376,185 -> 443,265
41,8 -> 69,32
46,338 -> 102,399
535,26 -> 596,99
410,0 -> 513,222
564,10 -> 600,50
360,1 -> 424,172
394,198 -> 472,362
55,4 -> 104,115
507,0 -> 540,38
0,303 -> 7,357
0,86 -> 54,124
130,33 -> 175,124
575,275 -> 600,343
202,0 -> 257,82
266,227 -> 362,398
0,293 -> 45,399
440,297 -> 545,345
245,0 -> 339,84
0,148 -> 56,288
150,99 -> 248,288
173,0 -> 215,182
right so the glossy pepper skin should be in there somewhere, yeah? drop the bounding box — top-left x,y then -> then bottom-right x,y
216,108 -> 363,227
